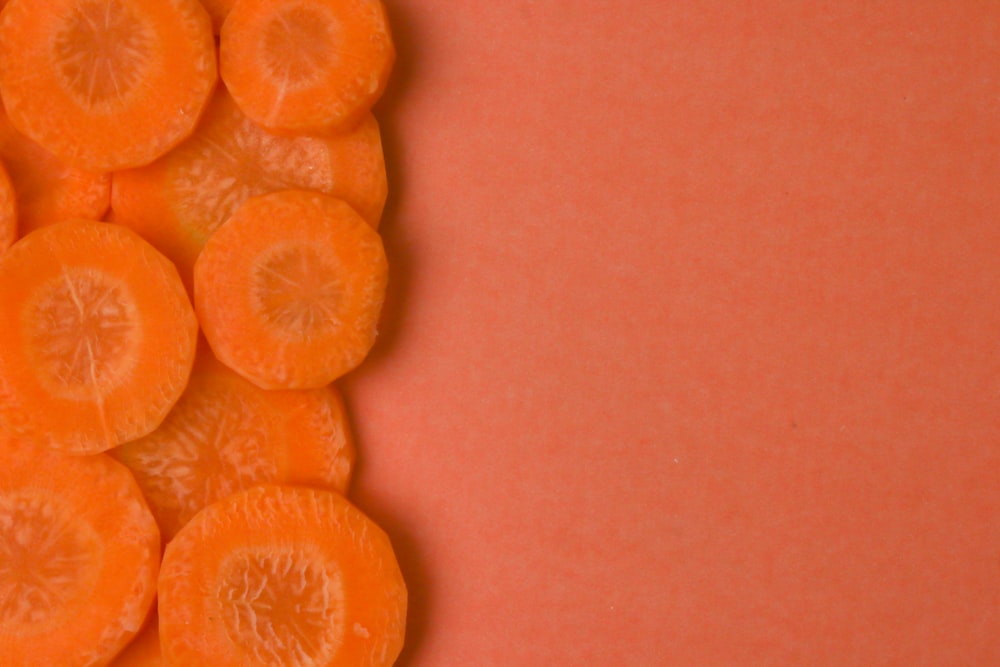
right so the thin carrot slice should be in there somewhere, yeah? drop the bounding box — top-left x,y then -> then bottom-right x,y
0,159 -> 15,252
109,613 -> 162,666
0,0 -> 217,171
0,220 -> 197,454
220,0 -> 395,133
113,346 -> 355,540
111,88 -> 386,290
159,485 -> 406,667
0,438 -> 160,667
194,190 -> 387,389
0,104 -> 110,235
200,0 -> 234,33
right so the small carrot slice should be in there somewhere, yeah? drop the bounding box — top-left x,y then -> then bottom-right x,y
111,88 -> 386,290
113,346 -> 355,540
0,0 -> 217,171
0,104 -> 110,235
0,159 -> 15,252
194,190 -> 387,389
220,0 -> 395,133
0,220 -> 197,454
159,485 -> 406,667
200,0 -> 234,33
109,613 -> 162,666
0,438 -> 160,667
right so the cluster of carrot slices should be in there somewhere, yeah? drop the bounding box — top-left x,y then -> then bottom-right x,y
0,0 -> 406,665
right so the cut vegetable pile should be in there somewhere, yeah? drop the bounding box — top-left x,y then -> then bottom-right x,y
0,0 -> 404,665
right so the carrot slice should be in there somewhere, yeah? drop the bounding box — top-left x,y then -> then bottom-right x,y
113,346 -> 355,540
0,104 -> 110,235
0,220 -> 197,454
200,0 -> 234,33
0,159 -> 15,253
0,438 -> 160,666
159,485 -> 406,667
0,0 -> 217,171
111,88 -> 386,291
220,0 -> 395,133
194,190 -> 387,389
109,613 -> 162,666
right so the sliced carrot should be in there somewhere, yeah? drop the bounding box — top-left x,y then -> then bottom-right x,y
113,346 -> 355,540
111,88 -> 386,290
159,485 -> 406,667
0,159 -> 15,252
0,220 -> 197,454
200,0 -> 234,33
220,0 -> 395,133
0,0 -> 217,171
109,613 -> 162,666
0,438 -> 160,666
194,190 -> 387,389
0,104 -> 110,235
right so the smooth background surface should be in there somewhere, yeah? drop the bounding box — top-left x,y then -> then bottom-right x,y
343,2 -> 1000,665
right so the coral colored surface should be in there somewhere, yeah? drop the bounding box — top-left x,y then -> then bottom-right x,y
344,2 -> 1000,664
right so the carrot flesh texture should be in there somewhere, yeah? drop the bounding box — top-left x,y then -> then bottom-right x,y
109,614 -> 162,666
0,0 -> 217,171
0,104 -> 109,235
0,220 -> 198,454
0,160 -> 15,252
220,0 -> 395,133
159,485 -> 406,667
111,88 -> 386,291
113,347 -> 355,540
0,439 -> 160,667
194,190 -> 388,389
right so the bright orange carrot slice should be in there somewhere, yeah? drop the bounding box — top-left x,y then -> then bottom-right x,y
0,0 -> 217,171
200,0 -> 234,32
220,0 -> 395,133
0,104 -> 110,235
109,613 -> 162,666
111,88 -> 386,290
0,220 -> 197,454
0,438 -> 160,667
194,190 -> 387,389
159,485 -> 406,667
113,346 -> 355,540
0,160 -> 15,252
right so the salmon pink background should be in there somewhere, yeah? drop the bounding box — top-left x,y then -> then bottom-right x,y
343,2 -> 1000,665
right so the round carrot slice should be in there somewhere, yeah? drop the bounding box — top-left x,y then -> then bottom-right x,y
220,0 -> 395,133
0,438 -> 160,667
113,346 -> 356,540
159,485 -> 406,667
112,88 -> 387,292
0,220 -> 197,454
0,159 -> 15,253
0,0 -> 217,171
194,190 -> 387,389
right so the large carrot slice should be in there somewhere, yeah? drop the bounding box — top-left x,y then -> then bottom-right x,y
159,485 -> 406,667
0,438 -> 160,666
111,88 -> 386,290
194,190 -> 387,389
0,0 -> 217,171
0,220 -> 197,454
220,0 -> 395,133
0,104 -> 110,235
113,346 -> 355,540
0,159 -> 15,252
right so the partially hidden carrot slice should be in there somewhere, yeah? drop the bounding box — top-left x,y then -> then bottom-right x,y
113,346 -> 356,540
0,0 -> 217,171
111,88 -> 386,291
200,0 -> 235,33
0,438 -> 160,667
109,613 -> 162,667
0,220 -> 198,454
220,0 -> 395,133
0,103 -> 110,235
0,159 -> 15,252
194,190 -> 387,389
159,485 -> 406,667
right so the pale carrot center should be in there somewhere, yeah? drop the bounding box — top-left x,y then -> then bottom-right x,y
217,547 -> 345,666
0,491 -> 102,627
53,0 -> 154,109
25,267 -> 139,400
261,5 -> 336,89
253,244 -> 342,336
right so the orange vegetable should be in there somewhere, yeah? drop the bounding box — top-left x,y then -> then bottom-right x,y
109,614 -> 162,666
0,160 -> 15,252
200,0 -> 234,33
194,190 -> 388,389
220,0 -> 395,133
158,485 -> 406,667
0,220 -> 197,453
